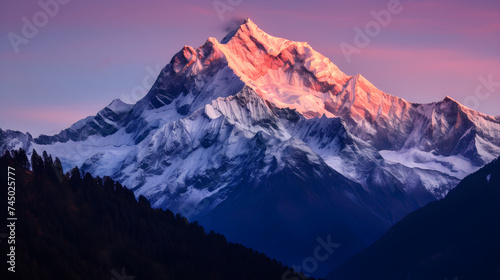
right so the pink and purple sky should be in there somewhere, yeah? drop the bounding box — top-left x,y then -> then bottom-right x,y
1,0 -> 499,137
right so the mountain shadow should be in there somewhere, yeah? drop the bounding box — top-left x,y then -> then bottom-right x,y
328,156 -> 500,280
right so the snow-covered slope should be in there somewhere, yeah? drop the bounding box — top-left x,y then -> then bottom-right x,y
2,18 -> 500,277
328,156 -> 500,280
36,99 -> 133,145
0,128 -> 32,152
217,19 -> 500,166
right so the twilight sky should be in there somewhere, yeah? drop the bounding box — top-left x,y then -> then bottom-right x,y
1,0 -> 499,137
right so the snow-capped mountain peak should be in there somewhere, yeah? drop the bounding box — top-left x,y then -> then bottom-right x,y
221,18 -> 291,56
213,19 -> 351,120
2,18 -> 499,276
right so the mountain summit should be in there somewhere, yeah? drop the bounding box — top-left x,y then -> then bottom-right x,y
218,18 -> 351,118
218,20 -> 499,165
2,19 -> 499,277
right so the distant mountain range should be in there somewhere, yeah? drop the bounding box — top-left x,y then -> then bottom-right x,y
1,19 -> 499,277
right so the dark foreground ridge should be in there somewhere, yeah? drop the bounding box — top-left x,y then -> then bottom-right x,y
0,149 -> 317,280
328,156 -> 500,280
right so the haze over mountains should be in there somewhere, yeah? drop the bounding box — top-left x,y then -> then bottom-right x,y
1,19 -> 499,276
